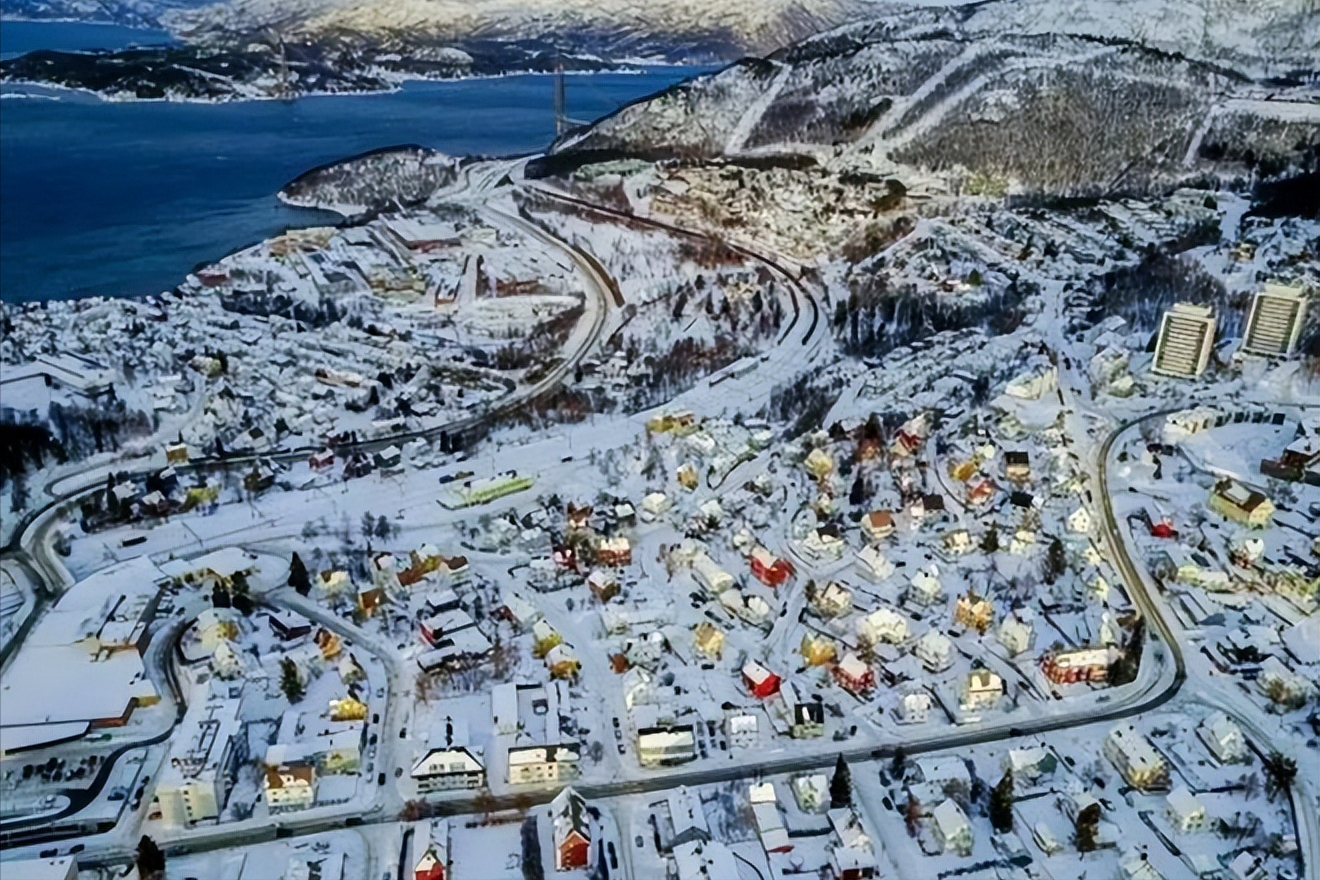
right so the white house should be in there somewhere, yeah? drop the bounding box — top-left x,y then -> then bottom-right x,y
507,744 -> 579,785
931,798 -> 973,855
791,774 -> 829,813
492,682 -> 520,735
637,725 -> 697,766
1229,852 -> 1267,880
725,712 -> 759,749
860,511 -> 895,542
691,553 -> 734,594
857,607 -> 908,645
1196,711 -> 1247,764
960,669 -> 1003,713
800,526 -> 845,560
640,492 -> 671,520
411,747 -> 485,791
908,567 -> 944,606
210,640 -> 244,680
501,593 -> 543,630
899,690 -> 932,724
914,630 -> 953,671
195,608 -> 240,651
1067,506 -> 1093,534
1004,747 -> 1056,785
263,763 -> 316,813
812,581 -> 853,619
855,545 -> 895,582
1164,786 -> 1207,833
1103,724 -> 1168,790
998,610 -> 1034,656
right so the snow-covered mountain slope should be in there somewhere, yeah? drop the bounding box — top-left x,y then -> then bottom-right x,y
1,0 -> 207,28
545,2 -> 1318,199
956,0 -> 1319,78
164,0 -> 872,58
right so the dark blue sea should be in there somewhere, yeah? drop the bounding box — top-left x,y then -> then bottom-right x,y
0,21 -> 707,303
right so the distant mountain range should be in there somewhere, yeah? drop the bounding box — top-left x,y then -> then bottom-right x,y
2,0 -> 1316,104
2,0 -> 207,29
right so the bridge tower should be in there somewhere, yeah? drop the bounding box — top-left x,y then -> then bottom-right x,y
553,60 -> 568,137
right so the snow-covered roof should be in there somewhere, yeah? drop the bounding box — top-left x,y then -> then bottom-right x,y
411,746 -> 483,779
1165,786 -> 1204,818
932,798 -> 970,838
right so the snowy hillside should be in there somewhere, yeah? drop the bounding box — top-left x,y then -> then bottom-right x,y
164,0 -> 871,57
547,3 -> 1319,199
0,0 -> 207,28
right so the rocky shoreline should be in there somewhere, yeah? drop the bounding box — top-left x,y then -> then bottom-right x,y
0,37 -> 623,102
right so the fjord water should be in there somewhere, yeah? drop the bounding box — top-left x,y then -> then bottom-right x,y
0,20 -> 174,59
0,22 -> 707,303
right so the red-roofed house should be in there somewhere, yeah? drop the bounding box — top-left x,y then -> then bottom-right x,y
742,661 -> 782,699
750,547 -> 794,588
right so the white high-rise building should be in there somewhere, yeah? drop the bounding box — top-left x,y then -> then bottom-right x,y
1243,283 -> 1308,357
1153,303 -> 1216,377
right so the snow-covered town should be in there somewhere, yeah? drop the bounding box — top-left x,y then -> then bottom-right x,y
1,4 -> 1318,880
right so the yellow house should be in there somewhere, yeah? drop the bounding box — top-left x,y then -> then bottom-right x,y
800,633 -> 837,667
804,448 -> 835,480
532,621 -> 564,659
328,695 -> 368,722
693,622 -> 725,659
954,592 -> 994,633
677,463 -> 700,491
948,459 -> 979,483
1208,481 -> 1274,528
545,644 -> 581,680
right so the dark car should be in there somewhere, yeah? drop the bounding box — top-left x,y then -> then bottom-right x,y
378,773 -> 386,786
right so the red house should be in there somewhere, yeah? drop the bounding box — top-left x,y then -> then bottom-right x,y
552,788 -> 591,871
742,661 -> 782,699
553,546 -> 578,573
832,652 -> 876,695
750,546 -> 794,588
1040,648 -> 1109,684
1149,519 -> 1178,539
309,449 -> 336,470
414,846 -> 445,880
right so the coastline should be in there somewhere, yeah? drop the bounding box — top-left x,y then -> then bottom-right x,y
0,64 -> 676,106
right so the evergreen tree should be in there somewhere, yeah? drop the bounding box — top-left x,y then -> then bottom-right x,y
106,474 -> 120,516
1075,802 -> 1101,853
989,771 -> 1015,833
136,835 -> 165,880
1264,751 -> 1298,801
211,584 -> 231,609
981,522 -> 1000,553
890,746 -> 907,781
279,658 -> 305,703
1043,537 -> 1067,584
849,474 -> 865,507
288,552 -> 311,596
830,754 -> 853,809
